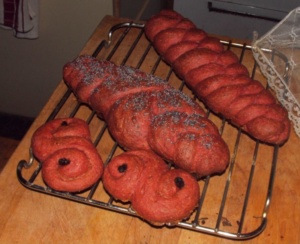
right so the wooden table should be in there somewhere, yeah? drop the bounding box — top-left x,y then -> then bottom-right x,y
1,15 -> 300,244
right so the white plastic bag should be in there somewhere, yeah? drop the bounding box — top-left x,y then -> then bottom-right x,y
253,7 -> 300,138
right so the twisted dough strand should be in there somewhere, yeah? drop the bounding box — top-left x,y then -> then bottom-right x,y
145,10 -> 290,145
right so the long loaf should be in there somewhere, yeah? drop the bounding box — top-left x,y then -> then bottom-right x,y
63,55 -> 230,178
144,10 -> 290,145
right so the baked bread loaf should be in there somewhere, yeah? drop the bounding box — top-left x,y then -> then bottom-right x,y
144,10 -> 290,145
102,149 -> 200,225
63,56 -> 230,178
31,118 -> 104,192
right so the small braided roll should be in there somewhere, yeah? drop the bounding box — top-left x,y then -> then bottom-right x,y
144,10 -> 290,145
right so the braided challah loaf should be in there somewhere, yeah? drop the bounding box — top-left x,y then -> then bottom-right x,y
144,10 -> 290,145
102,149 -> 200,225
63,55 -> 230,178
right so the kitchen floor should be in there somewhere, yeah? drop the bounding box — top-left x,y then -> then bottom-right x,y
0,137 -> 19,172
0,113 -> 33,172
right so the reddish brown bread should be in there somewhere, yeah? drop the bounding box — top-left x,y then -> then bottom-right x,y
31,118 -> 104,192
63,55 -> 230,178
144,10 -> 290,145
102,150 -> 200,225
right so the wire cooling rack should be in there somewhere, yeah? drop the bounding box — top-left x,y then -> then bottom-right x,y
17,21 -> 283,240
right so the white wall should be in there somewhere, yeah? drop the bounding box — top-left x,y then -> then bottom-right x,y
174,0 -> 298,40
0,0 -> 112,118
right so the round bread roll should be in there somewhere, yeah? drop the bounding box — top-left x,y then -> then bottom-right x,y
31,118 -> 104,192
41,138 -> 103,192
103,150 -> 200,225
